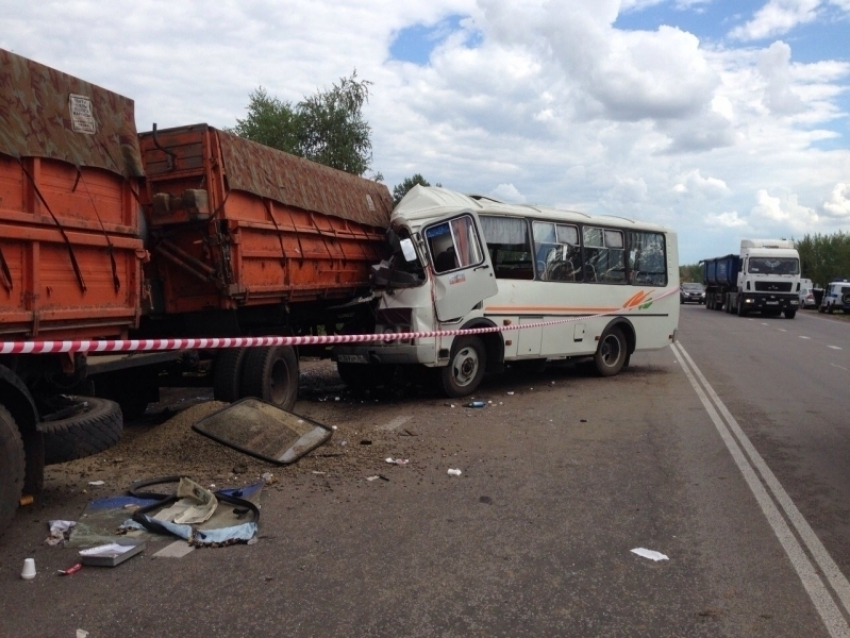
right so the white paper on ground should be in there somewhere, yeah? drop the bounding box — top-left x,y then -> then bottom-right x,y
79,543 -> 136,557
631,548 -> 669,561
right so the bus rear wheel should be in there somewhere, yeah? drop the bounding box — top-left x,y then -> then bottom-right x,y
594,327 -> 626,377
440,336 -> 486,397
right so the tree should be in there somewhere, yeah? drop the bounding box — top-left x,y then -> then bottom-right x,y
231,87 -> 300,154
392,174 -> 432,205
795,231 -> 850,287
297,72 -> 373,176
231,72 -> 373,176
679,264 -> 702,283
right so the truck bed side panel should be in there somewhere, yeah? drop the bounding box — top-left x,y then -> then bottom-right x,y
0,50 -> 145,340
138,125 -> 391,315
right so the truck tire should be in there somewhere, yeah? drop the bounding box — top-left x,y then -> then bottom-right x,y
737,300 -> 746,317
784,308 -> 797,319
213,347 -> 248,403
0,405 -> 25,536
41,396 -> 123,465
440,336 -> 486,397
594,326 -> 627,377
240,346 -> 299,411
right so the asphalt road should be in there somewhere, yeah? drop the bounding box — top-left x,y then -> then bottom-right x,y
1,306 -> 849,637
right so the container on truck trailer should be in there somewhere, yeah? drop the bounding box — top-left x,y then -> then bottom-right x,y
702,239 -> 800,318
0,48 -> 147,534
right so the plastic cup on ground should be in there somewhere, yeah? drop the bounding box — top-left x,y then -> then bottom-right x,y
21,558 -> 36,580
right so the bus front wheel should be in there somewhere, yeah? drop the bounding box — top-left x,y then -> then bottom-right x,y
440,337 -> 486,397
594,327 -> 626,377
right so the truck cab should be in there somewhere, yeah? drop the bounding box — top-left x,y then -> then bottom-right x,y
736,239 -> 801,318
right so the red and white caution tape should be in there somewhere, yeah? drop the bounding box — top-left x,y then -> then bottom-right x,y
0,287 -> 678,355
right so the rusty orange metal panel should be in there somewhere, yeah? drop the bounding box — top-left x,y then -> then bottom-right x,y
0,52 -> 145,340
138,124 -> 390,314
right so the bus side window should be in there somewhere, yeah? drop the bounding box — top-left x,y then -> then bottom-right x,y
627,230 -> 667,286
481,215 -> 533,280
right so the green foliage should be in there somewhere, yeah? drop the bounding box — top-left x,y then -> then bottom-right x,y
679,263 -> 702,283
795,231 -> 850,287
231,71 -> 373,176
297,72 -> 373,175
231,87 -> 300,154
393,173 -> 431,205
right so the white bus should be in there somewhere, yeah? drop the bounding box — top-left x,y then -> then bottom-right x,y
335,186 -> 680,396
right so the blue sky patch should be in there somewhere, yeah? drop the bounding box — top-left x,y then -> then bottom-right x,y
390,14 -> 478,65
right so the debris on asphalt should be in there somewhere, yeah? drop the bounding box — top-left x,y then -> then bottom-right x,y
507,392 -> 515,396
19,495 -> 34,506
366,474 -> 390,482
80,541 -> 146,567
88,480 -> 105,486
153,541 -> 195,559
58,562 -> 83,576
467,401 -> 486,408
447,468 -> 462,476
385,457 -> 409,466
46,520 -> 76,546
630,548 -> 669,562
192,398 -> 334,465
20,557 -> 36,580
262,472 -> 277,485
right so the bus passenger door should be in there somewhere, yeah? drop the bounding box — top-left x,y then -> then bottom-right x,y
425,215 -> 498,322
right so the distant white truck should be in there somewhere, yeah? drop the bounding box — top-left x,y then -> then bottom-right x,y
702,239 -> 801,318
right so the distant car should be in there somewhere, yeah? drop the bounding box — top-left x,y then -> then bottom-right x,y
800,289 -> 816,309
799,277 -> 815,308
818,280 -> 850,314
680,282 -> 705,304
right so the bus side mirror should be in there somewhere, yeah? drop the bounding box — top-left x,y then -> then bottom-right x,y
400,238 -> 418,263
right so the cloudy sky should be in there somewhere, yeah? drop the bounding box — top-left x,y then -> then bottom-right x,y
2,0 -> 849,264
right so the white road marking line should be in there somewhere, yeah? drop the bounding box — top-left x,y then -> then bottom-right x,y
673,342 -> 850,638
831,363 -> 848,372
778,329 -> 787,332
376,415 -> 413,432
800,336 -> 811,340
828,345 -> 842,350
761,322 -> 769,326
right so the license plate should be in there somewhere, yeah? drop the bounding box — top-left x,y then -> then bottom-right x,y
337,354 -> 369,364
765,301 -> 778,305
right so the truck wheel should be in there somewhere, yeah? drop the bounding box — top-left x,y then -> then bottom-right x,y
594,326 -> 627,377
737,300 -> 746,317
241,346 -> 299,411
213,347 -> 248,403
440,336 -> 486,397
0,405 -> 25,536
784,308 -> 797,319
41,396 -> 123,465
337,362 -> 395,393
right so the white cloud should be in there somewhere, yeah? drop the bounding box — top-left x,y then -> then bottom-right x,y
0,0 -> 848,265
822,183 -> 850,218
705,211 -> 748,227
749,189 -> 818,231
673,170 -> 731,198
729,0 -> 822,41
490,183 -> 526,203
758,41 -> 806,115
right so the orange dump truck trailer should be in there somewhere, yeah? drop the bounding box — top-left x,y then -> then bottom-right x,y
0,49 -> 392,535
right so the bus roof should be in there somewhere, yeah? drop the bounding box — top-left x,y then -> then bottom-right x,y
393,185 -> 672,233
